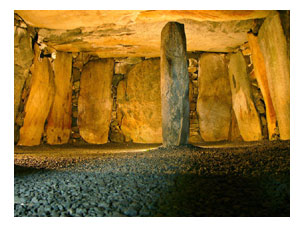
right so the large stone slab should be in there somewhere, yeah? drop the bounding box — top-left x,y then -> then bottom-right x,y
247,33 -> 277,140
258,13 -> 290,140
161,22 -> 189,146
18,44 -> 55,146
78,59 -> 114,144
117,59 -> 162,143
197,53 -> 232,141
228,51 -> 262,141
14,26 -> 34,122
16,10 -> 274,57
46,52 -> 73,144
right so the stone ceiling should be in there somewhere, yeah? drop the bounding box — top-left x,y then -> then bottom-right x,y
15,10 -> 275,57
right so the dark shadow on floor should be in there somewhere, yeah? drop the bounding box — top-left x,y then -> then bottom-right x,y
153,172 -> 290,217
14,165 -> 48,176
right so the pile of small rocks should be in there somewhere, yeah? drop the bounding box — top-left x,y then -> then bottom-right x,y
14,141 -> 289,217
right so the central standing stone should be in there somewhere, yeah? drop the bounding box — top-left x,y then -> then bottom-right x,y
161,22 -> 189,146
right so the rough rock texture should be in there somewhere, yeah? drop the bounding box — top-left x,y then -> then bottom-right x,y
258,13 -> 290,140
46,52 -> 73,144
188,58 -> 203,143
247,33 -> 277,140
78,59 -> 114,144
117,59 -> 162,143
18,44 -> 55,146
16,10 -> 273,29
278,10 -> 290,59
239,41 -> 272,140
14,27 -> 34,120
197,53 -> 232,141
228,52 -> 262,141
69,60 -> 82,143
228,109 -> 243,141
15,10 -> 274,57
161,22 -> 189,146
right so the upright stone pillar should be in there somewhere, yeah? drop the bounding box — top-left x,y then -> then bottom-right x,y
161,22 -> 189,146
258,12 -> 290,140
247,33 -> 277,140
18,44 -> 55,146
78,59 -> 114,144
46,52 -> 73,144
228,51 -> 262,141
197,53 -> 232,142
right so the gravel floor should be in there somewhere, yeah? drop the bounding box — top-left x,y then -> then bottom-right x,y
14,141 -> 290,217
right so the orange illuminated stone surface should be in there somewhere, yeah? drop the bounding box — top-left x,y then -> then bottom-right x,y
78,59 -> 114,144
117,59 -> 162,143
228,51 -> 262,141
18,44 -> 55,146
46,52 -> 73,145
247,33 -> 277,140
258,12 -> 290,140
197,53 -> 232,142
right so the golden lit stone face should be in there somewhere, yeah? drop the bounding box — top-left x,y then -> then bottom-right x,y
117,59 -> 162,143
18,44 -> 55,146
197,53 -> 232,142
78,59 -> 114,144
15,10 -> 275,57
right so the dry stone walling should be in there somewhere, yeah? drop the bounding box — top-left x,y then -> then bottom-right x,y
161,22 -> 189,146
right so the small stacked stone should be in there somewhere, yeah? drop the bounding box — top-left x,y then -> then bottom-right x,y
68,53 -> 91,143
188,58 -> 203,143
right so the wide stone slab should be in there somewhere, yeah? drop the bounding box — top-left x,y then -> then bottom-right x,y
247,33 -> 277,140
161,22 -> 189,146
18,44 -> 55,146
197,53 -> 232,141
258,13 -> 290,140
15,10 -> 275,57
228,51 -> 262,141
46,52 -> 73,144
117,59 -> 162,143
78,59 -> 114,144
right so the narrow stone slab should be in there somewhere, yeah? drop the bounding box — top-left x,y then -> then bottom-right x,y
14,26 -> 34,122
161,22 -> 189,146
117,59 -> 162,143
247,33 -> 277,140
258,13 -> 290,140
78,59 -> 114,144
18,44 -> 55,146
228,51 -> 262,141
46,52 -> 73,144
197,53 -> 232,141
